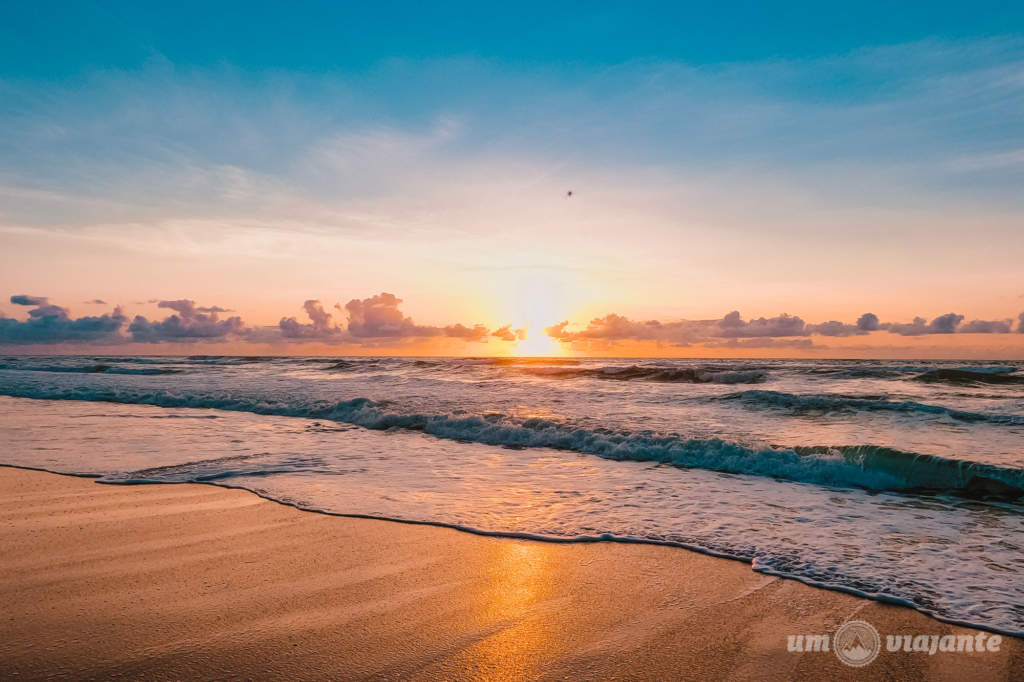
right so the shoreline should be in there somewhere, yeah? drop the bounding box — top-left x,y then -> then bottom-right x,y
1,467 -> 1021,679
5,462 -> 1013,640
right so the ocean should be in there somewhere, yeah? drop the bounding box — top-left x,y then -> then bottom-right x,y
1,355 -> 1022,636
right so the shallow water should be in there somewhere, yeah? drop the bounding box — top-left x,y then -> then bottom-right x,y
1,356 -> 1022,635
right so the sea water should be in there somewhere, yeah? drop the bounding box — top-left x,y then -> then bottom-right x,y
1,356 -> 1022,635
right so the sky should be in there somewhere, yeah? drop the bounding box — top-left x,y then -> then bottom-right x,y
1,2 -> 1023,357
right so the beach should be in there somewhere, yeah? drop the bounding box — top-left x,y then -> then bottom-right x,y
1,466 -> 1020,680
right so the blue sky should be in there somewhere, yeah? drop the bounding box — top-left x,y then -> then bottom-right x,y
5,2 -> 1024,76
1,3 -> 1023,355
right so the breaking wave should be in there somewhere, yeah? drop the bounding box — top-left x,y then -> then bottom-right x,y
1,383 -> 1021,499
913,368 -> 1024,386
518,365 -> 768,383
0,363 -> 181,375
718,390 -> 1024,425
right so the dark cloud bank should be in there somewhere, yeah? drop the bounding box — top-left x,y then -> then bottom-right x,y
1,294 -> 1023,347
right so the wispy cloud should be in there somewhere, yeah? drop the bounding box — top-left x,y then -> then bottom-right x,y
2,38 -> 1023,329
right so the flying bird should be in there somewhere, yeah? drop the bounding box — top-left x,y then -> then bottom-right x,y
567,190 -> 573,197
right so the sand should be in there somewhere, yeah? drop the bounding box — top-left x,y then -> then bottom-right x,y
0,466 -> 1020,680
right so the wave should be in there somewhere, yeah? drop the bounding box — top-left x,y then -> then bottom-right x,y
465,356 -> 582,366
0,363 -> 181,376
952,365 -> 1017,374
2,385 -> 1021,499
318,358 -> 395,372
802,365 -> 928,379
718,389 -> 1024,425
913,368 -> 1024,386
519,365 -> 768,384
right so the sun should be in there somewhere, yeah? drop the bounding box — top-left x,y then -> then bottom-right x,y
512,330 -> 564,357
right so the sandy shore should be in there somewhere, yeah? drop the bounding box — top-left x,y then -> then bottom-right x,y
0,467 -> 1019,680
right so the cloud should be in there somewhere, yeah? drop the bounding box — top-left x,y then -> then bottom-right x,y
83,299 -> 107,305
275,293 -> 494,344
882,313 -> 964,336
128,299 -> 245,342
344,293 -> 443,338
443,323 -> 490,341
704,338 -> 814,349
0,297 -> 126,344
546,311 -> 808,345
278,300 -> 345,340
544,307 -> 1022,349
959,318 -> 1013,334
930,313 -> 965,334
546,314 -> 709,345
10,294 -> 48,306
719,311 -> 807,338
492,324 -> 527,342
4,292 -> 1021,350
807,320 -> 864,337
857,313 -> 880,331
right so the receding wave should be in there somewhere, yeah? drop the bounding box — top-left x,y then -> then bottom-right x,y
519,365 -> 768,384
718,389 -> 1024,425
2,384 -> 1021,498
913,368 -> 1024,386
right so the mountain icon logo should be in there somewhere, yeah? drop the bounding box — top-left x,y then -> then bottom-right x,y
834,620 -> 881,667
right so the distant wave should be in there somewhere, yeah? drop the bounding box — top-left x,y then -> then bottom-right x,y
1,384 -> 1021,498
717,389 -> 1024,425
518,365 -> 768,384
913,368 -> 1024,386
319,358 -> 393,372
470,357 -> 582,366
312,358 -> 767,383
802,366 -> 928,379
0,363 -> 181,376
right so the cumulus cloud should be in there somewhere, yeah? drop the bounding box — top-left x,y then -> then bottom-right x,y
273,293 -> 494,344
718,311 -> 807,338
807,320 -> 864,337
543,307 -> 1024,348
0,296 -> 126,344
546,314 -> 708,345
344,293 -> 442,338
882,313 -> 964,336
705,338 -> 814,349
930,313 -> 965,333
857,313 -> 880,331
443,323 -> 490,341
4,292 -> 1021,349
129,299 -> 245,342
546,311 -> 808,345
492,324 -> 527,342
959,318 -> 1013,334
278,300 -> 345,339
343,292 -> 493,341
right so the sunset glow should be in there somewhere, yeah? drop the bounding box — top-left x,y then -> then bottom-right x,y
0,5 -> 1022,360
3,6 -> 1024,678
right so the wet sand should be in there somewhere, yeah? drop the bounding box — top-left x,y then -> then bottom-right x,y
0,466 -> 1020,680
